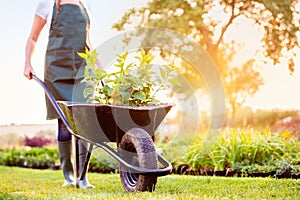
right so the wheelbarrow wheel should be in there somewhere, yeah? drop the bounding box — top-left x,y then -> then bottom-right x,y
119,128 -> 158,192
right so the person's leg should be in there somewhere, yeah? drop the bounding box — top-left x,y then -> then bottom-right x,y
57,119 -> 75,187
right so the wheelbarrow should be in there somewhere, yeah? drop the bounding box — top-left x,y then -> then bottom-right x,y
32,75 -> 173,192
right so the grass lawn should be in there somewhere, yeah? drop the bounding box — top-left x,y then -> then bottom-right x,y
0,166 -> 299,200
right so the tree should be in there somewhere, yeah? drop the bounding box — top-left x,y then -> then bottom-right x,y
225,59 -> 263,124
113,0 -> 299,124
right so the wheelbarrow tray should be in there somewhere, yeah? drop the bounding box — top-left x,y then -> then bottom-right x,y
58,101 -> 173,144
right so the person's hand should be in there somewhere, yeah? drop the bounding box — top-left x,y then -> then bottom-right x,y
24,63 -> 35,80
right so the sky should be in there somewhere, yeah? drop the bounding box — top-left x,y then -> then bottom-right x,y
0,0 -> 300,125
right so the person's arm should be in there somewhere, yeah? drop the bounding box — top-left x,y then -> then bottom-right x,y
24,15 -> 46,80
55,0 -> 62,13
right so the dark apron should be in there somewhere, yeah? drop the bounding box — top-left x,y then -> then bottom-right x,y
45,2 -> 90,120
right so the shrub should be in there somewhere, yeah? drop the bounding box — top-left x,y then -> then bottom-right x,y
24,135 -> 55,147
0,147 -> 117,173
0,147 -> 59,169
182,128 -> 300,175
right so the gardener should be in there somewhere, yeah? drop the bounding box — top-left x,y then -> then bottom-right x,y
23,0 -> 98,188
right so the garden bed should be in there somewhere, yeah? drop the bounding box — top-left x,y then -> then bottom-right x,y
173,164 -> 300,179
1,147 -> 299,179
1,127 -> 299,179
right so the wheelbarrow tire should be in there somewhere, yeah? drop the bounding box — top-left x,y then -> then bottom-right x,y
119,128 -> 158,192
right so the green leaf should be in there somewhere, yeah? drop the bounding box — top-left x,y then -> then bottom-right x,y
159,67 -> 167,80
146,54 -> 155,64
140,48 -> 146,57
103,86 -> 113,96
121,92 -> 131,102
83,88 -> 94,98
168,78 -> 181,86
121,51 -> 128,59
125,62 -> 135,71
85,47 -> 89,54
77,52 -> 88,59
132,91 -> 146,101
91,49 -> 99,58
134,55 -> 143,62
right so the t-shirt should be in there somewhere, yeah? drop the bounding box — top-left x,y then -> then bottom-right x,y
35,0 -> 91,29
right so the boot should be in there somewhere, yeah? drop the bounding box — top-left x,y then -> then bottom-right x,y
76,140 -> 95,189
58,141 -> 76,187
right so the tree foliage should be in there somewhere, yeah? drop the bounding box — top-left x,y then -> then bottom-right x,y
113,0 -> 299,124
114,0 -> 299,71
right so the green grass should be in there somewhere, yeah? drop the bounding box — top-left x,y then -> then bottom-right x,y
0,166 -> 299,200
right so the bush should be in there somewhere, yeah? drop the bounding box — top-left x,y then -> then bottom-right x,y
181,128 -> 300,177
0,147 -> 59,169
24,135 -> 55,147
0,147 -> 116,173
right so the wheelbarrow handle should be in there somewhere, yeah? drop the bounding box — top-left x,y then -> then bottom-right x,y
31,74 -> 74,134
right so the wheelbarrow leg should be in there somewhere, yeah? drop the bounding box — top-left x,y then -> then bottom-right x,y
74,136 -> 95,189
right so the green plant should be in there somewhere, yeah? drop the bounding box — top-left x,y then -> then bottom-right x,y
78,48 -> 179,106
183,128 -> 300,173
0,147 -> 121,173
273,159 -> 300,177
0,147 -> 59,169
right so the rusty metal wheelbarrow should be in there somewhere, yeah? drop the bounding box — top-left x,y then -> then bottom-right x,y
32,75 -> 173,192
